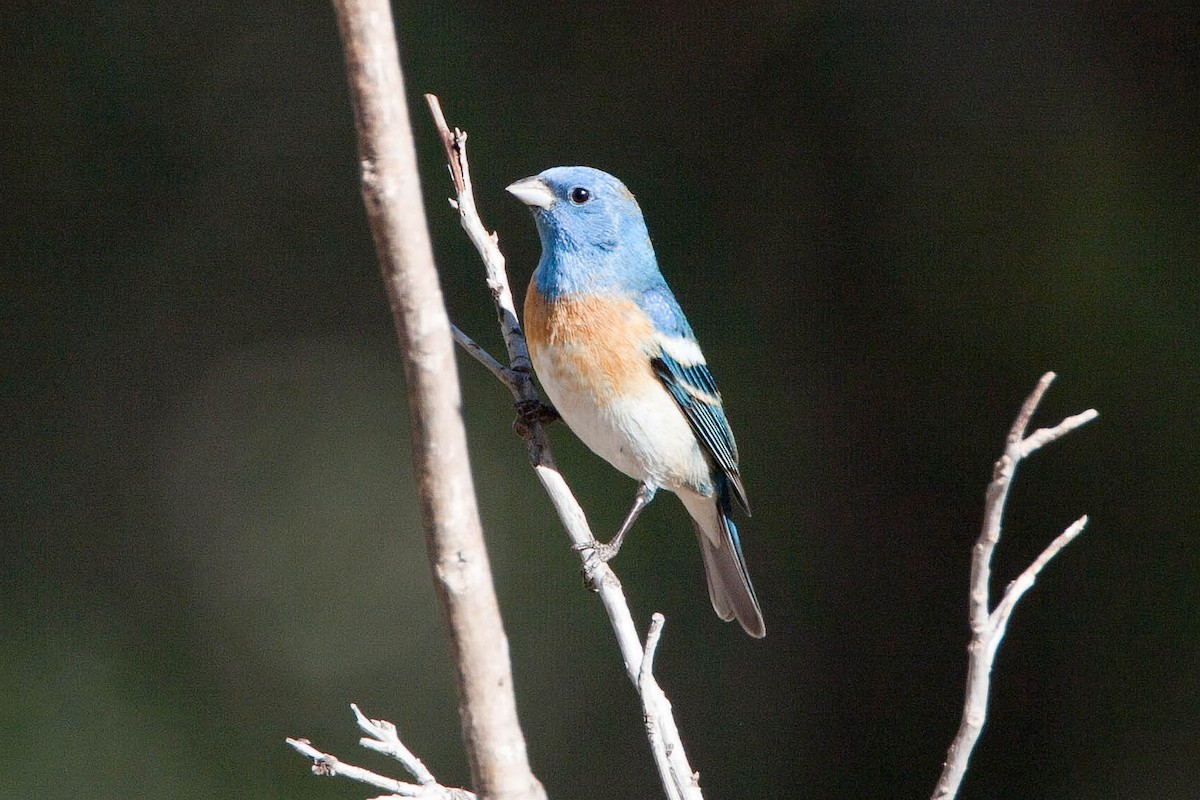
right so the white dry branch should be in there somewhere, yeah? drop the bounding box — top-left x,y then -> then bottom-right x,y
426,94 -> 702,800
931,372 -> 1099,800
310,3 -> 545,798
287,705 -> 474,800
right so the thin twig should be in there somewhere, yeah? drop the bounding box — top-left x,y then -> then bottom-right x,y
287,738 -> 422,795
352,703 -> 437,786
425,96 -> 531,377
1019,410 -> 1100,458
288,705 -> 475,798
425,93 -> 704,800
639,614 -> 685,800
990,515 -> 1089,652
452,324 -> 517,390
286,725 -> 474,800
640,613 -> 666,688
931,372 -> 1098,800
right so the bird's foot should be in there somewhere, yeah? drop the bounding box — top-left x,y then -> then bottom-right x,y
570,484 -> 650,564
513,398 -> 559,438
572,537 -> 622,563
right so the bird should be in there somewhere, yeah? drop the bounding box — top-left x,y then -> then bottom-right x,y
506,166 -> 765,638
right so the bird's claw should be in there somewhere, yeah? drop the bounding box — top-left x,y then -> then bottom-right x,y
572,539 -> 620,562
513,398 -> 559,438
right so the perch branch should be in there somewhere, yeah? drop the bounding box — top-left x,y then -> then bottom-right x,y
426,93 -> 703,800
327,4 -> 544,799
931,372 -> 1098,800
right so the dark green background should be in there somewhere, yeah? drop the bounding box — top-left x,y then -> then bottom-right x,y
3,4 -> 1197,798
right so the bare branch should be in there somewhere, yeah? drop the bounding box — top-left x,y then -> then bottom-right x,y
1020,409 -> 1100,458
424,95 -> 532,378
288,703 -> 476,798
1007,370 -> 1056,444
352,703 -> 437,786
286,730 -> 473,800
287,738 -> 420,796
427,94 -> 704,800
989,515 -> 1089,654
639,614 -> 688,800
640,613 -> 666,688
327,7 -> 543,799
452,324 -> 517,390
931,375 -> 1098,800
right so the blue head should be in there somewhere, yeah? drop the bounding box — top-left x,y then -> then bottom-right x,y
507,166 -> 662,299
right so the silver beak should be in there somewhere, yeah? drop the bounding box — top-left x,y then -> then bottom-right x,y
505,176 -> 555,210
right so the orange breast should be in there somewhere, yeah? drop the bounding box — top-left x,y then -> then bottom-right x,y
525,282 -> 658,402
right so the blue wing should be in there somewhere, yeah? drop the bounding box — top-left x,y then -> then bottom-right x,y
634,282 -> 749,511
651,349 -> 750,514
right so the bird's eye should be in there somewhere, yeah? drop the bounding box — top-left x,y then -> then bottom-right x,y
569,186 -> 591,205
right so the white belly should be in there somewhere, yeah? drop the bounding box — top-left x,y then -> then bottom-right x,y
533,346 -> 713,496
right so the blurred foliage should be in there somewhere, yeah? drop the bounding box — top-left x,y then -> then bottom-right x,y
2,3 -> 1197,798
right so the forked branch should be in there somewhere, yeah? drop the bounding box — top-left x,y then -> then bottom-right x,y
931,372 -> 1098,799
287,705 -> 474,800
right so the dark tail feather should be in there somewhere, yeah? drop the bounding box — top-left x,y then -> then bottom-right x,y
693,510 -> 765,638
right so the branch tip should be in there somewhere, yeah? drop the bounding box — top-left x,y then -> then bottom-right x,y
1020,408 -> 1099,458
1009,371 -> 1056,444
641,613 -> 666,686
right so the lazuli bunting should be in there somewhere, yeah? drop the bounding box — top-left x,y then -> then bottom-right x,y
507,166 -> 765,638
